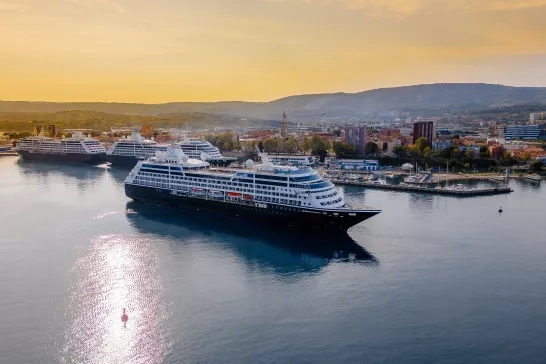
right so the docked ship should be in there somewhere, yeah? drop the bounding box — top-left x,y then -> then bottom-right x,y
106,133 -> 236,167
124,145 -> 381,230
16,132 -> 106,163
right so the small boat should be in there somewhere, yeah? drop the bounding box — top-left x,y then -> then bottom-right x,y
192,188 -> 205,195
121,308 -> 128,326
499,206 -> 503,213
243,194 -> 254,200
227,192 -> 241,198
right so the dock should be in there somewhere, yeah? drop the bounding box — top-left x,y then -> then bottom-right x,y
332,180 -> 513,197
523,175 -> 542,183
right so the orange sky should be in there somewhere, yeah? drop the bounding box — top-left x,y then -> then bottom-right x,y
1,0 -> 545,102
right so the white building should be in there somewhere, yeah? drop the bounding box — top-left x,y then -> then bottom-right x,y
432,139 -> 451,151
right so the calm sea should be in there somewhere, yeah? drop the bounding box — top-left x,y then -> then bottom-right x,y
1,156 -> 545,364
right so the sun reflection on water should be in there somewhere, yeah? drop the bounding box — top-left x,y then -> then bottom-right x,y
60,234 -> 169,364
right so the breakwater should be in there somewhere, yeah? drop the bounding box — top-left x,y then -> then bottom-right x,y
332,180 -> 513,197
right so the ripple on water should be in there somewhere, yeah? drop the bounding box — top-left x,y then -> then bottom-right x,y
58,234 -> 171,364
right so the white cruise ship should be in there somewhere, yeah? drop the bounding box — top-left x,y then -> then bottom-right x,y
16,132 -> 106,163
106,133 -> 236,167
124,145 -> 381,230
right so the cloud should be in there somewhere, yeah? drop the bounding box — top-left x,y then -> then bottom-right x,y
268,0 -> 546,17
67,0 -> 125,14
0,1 -> 28,12
465,0 -> 546,12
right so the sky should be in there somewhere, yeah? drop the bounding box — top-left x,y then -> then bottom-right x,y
1,0 -> 546,103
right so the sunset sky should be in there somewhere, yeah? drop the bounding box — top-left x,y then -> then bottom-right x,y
1,0 -> 546,102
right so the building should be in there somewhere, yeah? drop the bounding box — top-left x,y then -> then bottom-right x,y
432,139 -> 451,151
489,144 -> 504,160
458,145 -> 480,157
503,125 -> 540,140
281,111 -> 288,138
330,159 -> 379,171
530,112 -> 546,123
344,125 -> 367,155
266,154 -> 316,167
503,142 -> 526,151
413,121 -> 437,144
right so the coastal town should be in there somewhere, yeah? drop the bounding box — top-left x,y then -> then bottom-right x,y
2,109 -> 545,196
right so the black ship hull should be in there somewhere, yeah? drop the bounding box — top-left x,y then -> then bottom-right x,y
125,183 -> 380,230
106,154 -> 236,168
106,154 -> 143,168
17,150 -> 106,163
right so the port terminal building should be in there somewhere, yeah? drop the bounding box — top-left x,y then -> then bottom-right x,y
328,159 -> 379,171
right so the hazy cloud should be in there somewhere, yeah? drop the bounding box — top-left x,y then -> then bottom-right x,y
272,0 -> 546,16
0,1 -> 28,12
67,0 -> 125,14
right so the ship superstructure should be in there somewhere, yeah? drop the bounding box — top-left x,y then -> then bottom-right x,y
106,133 -> 235,167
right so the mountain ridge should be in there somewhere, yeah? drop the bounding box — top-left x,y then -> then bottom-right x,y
2,83 -> 546,120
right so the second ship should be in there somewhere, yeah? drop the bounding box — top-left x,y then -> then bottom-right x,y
106,132 -> 236,167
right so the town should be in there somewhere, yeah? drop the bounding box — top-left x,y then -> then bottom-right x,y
3,108 -> 545,179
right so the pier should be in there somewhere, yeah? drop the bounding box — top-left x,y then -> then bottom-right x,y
332,180 -> 513,197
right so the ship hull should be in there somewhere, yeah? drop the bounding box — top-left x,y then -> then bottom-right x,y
17,150 -> 106,163
125,183 -> 380,230
106,154 -> 143,168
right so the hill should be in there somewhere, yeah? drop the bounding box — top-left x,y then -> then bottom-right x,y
1,83 -> 546,121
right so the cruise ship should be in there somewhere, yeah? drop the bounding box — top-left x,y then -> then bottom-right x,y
124,145 -> 381,230
16,132 -> 106,163
106,133 -> 236,167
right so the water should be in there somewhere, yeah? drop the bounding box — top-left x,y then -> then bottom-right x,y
1,156 -> 546,364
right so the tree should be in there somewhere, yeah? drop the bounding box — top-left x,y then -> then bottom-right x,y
465,150 -> 475,159
406,144 -> 421,158
240,139 -> 258,152
283,137 -> 298,154
414,137 -> 430,152
423,146 -> 433,159
364,141 -> 379,155
479,146 -> 491,158
333,141 -> 357,158
204,134 -> 217,146
530,160 -> 544,172
519,152 -> 531,163
309,135 -> 329,155
393,145 -> 406,157
263,137 -> 281,153
301,137 -> 311,154
216,132 -> 239,151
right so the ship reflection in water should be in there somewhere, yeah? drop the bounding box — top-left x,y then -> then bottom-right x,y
59,202 -> 376,363
125,201 -> 378,274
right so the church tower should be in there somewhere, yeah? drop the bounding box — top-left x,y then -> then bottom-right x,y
281,110 -> 288,138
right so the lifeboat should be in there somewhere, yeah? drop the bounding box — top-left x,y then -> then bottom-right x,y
243,194 -> 253,200
228,192 -> 241,198
193,188 -> 205,194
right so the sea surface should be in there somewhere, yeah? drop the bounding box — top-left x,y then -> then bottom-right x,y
1,156 -> 546,364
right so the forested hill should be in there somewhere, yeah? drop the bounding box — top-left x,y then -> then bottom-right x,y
2,83 -> 546,119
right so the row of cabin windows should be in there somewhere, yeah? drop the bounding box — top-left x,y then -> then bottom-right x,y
320,197 -> 343,206
136,173 -> 300,199
316,191 -> 338,200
